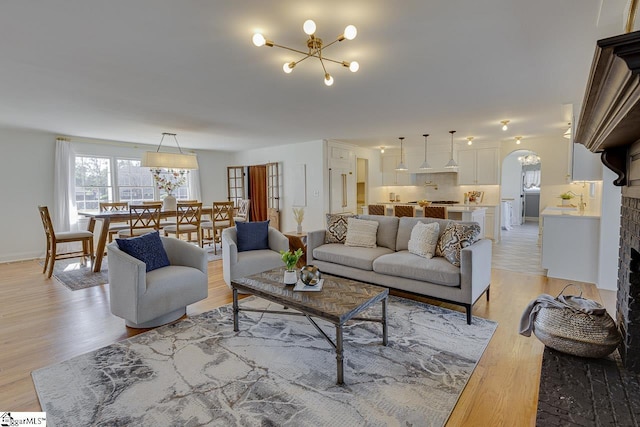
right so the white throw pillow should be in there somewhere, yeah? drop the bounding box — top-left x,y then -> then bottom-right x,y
344,218 -> 378,248
408,222 -> 440,259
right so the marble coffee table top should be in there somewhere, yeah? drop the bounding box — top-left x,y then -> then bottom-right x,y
231,267 -> 388,325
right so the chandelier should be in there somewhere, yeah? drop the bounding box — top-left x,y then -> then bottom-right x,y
518,154 -> 541,165
141,133 -> 198,170
252,20 -> 359,86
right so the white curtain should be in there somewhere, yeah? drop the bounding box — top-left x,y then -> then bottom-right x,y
523,170 -> 541,189
188,167 -> 202,201
53,138 -> 78,231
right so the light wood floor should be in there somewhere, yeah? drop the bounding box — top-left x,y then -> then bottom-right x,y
0,258 -> 611,426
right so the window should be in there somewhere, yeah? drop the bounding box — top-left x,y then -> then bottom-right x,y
75,156 -> 112,210
74,156 -> 191,208
116,159 -> 155,204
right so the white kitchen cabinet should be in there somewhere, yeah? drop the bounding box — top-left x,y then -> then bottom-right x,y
484,206 -> 500,241
329,145 -> 354,170
457,147 -> 500,185
380,154 -> 414,186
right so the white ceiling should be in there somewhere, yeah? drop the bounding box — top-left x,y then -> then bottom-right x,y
0,1 -> 615,152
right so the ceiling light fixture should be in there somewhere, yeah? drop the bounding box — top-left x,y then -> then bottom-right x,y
380,146 -> 385,154
518,154 -> 540,165
467,136 -> 474,146
501,120 -> 510,131
445,131 -> 458,169
140,133 -> 199,170
419,134 -> 432,170
252,19 -> 359,87
515,136 -> 523,144
395,137 -> 408,171
563,122 -> 572,139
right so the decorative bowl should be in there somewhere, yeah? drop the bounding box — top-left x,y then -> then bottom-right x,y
300,265 -> 321,286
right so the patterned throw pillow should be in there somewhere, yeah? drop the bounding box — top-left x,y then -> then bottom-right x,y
116,231 -> 170,272
325,214 -> 356,244
435,222 -> 481,267
408,222 -> 440,259
345,217 -> 379,248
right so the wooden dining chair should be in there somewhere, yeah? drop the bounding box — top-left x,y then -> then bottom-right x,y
38,205 -> 94,279
202,201 -> 235,254
143,200 -> 175,227
368,204 -> 386,215
117,203 -> 162,238
99,202 -> 129,242
233,199 -> 251,223
423,206 -> 447,219
393,205 -> 416,218
163,201 -> 203,247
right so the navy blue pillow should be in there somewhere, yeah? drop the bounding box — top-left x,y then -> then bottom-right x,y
116,231 -> 171,272
236,220 -> 270,252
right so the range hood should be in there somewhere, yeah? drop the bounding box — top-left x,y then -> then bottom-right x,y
574,30 -> 640,191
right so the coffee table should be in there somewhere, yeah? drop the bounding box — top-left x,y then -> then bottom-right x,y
231,267 -> 389,385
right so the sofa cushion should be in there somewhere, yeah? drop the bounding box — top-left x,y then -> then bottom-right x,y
313,243 -> 393,271
116,231 -> 170,272
435,222 -> 482,267
408,222 -> 440,259
372,251 -> 460,287
236,220 -> 270,252
357,214 -> 400,251
396,217 -> 451,251
345,218 -> 378,248
325,214 -> 356,244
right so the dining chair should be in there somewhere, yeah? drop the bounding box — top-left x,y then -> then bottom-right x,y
368,204 -> 386,215
163,201 -> 203,247
233,199 -> 251,223
117,203 -> 162,238
38,205 -> 94,279
393,205 -> 416,218
99,202 -> 129,242
143,200 -> 175,227
423,206 -> 447,219
202,201 -> 235,254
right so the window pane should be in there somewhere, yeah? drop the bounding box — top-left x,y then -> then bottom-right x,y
75,156 -> 112,210
117,159 -> 156,204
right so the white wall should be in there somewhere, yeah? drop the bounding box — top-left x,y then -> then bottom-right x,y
0,127 -> 56,262
197,149 -> 235,203
598,166 -> 622,291
233,140 -> 325,232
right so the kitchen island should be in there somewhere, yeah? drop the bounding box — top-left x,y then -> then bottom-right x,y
364,203 -> 487,239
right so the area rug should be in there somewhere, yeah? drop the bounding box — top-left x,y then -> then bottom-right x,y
48,259 -> 108,291
32,296 -> 497,427
537,347 -> 640,426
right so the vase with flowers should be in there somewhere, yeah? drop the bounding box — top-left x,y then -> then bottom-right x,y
151,169 -> 187,211
292,207 -> 305,234
280,248 -> 304,284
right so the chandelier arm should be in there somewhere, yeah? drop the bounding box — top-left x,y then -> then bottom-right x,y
172,134 -> 184,154
271,43 -> 314,57
156,133 -> 167,153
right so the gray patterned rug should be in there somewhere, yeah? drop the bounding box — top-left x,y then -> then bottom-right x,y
46,247 -> 222,291
32,296 -> 496,426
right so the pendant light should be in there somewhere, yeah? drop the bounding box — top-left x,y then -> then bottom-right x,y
445,131 -> 458,169
419,134 -> 432,170
395,137 -> 408,171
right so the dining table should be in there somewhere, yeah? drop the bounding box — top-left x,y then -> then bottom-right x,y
78,206 -> 213,272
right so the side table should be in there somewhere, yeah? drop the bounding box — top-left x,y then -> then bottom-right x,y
283,231 -> 307,267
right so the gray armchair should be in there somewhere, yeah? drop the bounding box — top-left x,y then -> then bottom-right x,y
107,237 -> 208,328
222,226 -> 289,288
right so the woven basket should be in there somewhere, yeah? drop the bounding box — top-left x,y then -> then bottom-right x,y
533,285 -> 621,358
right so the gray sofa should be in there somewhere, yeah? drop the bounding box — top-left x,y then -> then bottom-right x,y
307,215 -> 492,324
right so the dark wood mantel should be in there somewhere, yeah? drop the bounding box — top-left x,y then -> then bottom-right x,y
574,30 -> 640,186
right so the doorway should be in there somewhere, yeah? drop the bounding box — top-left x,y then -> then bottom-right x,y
494,150 -> 544,274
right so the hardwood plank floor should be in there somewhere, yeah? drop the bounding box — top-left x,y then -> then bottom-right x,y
0,258 -> 608,426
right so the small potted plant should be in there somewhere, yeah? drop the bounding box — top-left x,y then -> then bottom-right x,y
280,248 -> 304,284
559,192 -> 575,206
